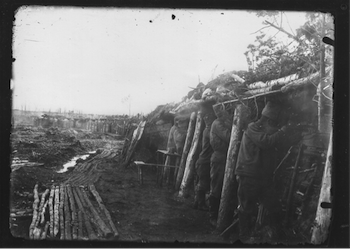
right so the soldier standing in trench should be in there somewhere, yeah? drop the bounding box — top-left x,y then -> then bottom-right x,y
167,115 -> 188,155
193,101 -> 216,211
166,115 -> 188,183
234,101 -> 300,243
208,104 -> 233,226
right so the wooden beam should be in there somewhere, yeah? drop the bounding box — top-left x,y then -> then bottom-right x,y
178,111 -> 204,198
311,130 -> 332,244
89,184 -> 119,238
175,112 -> 196,190
29,184 -> 39,239
216,104 -> 249,233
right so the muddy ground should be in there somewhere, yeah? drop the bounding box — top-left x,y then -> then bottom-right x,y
8,125 -> 233,246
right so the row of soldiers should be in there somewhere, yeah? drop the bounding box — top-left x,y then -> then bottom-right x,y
167,100 -> 301,243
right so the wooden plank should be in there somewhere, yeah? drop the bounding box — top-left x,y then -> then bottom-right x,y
89,184 -> 119,238
40,221 -> 50,240
64,185 -> 72,240
67,185 -> 78,240
59,185 -> 65,240
35,189 -> 49,228
134,161 -> 178,168
54,186 -> 60,237
311,130 -> 333,244
178,111 -> 204,198
79,187 -> 113,238
124,120 -> 147,167
175,112 -> 196,190
29,184 -> 39,239
72,186 -> 97,240
216,104 -> 248,232
48,186 -> 55,238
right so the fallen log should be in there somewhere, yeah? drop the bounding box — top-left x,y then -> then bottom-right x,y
79,187 -> 113,238
54,186 -> 60,237
10,213 -> 33,218
175,112 -> 196,190
64,185 -> 72,240
10,209 -> 33,218
33,227 -> 41,240
77,209 -> 84,240
247,73 -> 299,90
216,104 -> 248,233
72,187 -> 97,240
59,185 -> 65,240
244,86 -> 274,95
89,184 -> 119,237
39,200 -> 49,225
48,186 -> 55,237
66,184 -> 78,240
36,189 -> 49,227
178,111 -> 203,198
40,221 -> 50,240
29,184 -> 39,239
281,66 -> 331,93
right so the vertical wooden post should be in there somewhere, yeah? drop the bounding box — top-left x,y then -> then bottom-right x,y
216,104 -> 248,233
311,130 -> 332,244
162,155 -> 171,185
318,13 -> 327,133
178,111 -> 203,198
175,112 -> 196,190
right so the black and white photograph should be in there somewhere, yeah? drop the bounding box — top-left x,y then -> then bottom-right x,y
6,4 -> 347,246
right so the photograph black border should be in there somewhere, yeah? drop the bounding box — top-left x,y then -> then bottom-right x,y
1,0 -> 348,247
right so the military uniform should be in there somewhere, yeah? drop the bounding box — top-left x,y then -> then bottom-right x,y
235,102 -> 295,241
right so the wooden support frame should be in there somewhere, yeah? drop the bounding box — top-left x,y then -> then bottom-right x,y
133,160 -> 179,185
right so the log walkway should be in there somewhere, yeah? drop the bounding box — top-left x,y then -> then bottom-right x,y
29,149 -> 119,240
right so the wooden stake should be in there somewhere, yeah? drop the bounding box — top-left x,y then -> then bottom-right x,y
89,184 -> 119,237
66,184 -> 78,240
178,112 -> 203,198
48,186 -> 55,238
311,130 -> 333,244
29,184 -> 39,239
175,112 -> 196,190
216,104 -> 249,233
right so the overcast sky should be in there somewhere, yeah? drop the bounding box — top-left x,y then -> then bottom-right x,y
12,7 -> 307,115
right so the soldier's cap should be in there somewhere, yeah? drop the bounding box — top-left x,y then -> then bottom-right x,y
261,101 -> 281,121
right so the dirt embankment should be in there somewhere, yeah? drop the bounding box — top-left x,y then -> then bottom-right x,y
9,125 -> 229,245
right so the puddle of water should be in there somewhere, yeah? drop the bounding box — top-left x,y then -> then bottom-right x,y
57,151 -> 96,173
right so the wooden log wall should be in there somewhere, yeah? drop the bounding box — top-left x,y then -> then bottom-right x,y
178,111 -> 204,198
216,104 -> 249,233
28,183 -> 118,240
175,112 -> 196,191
